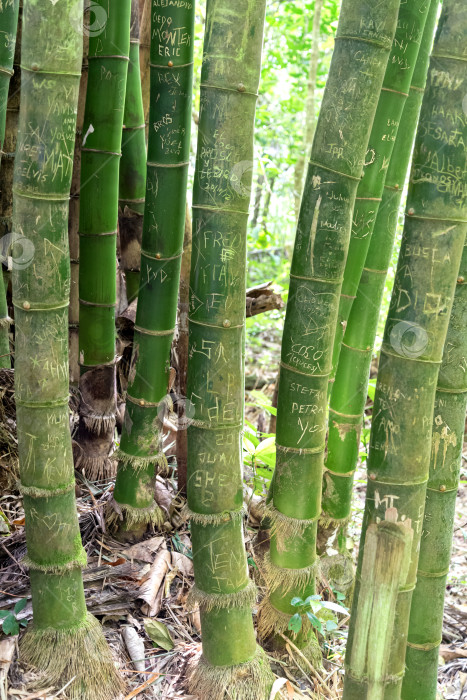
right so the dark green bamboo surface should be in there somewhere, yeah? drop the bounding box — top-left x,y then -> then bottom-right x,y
112,0 -> 195,525
261,0 -> 400,648
76,0 -> 131,479
403,242 -> 467,699
11,1 -> 122,697
186,0 -> 273,692
330,0 -> 432,379
344,2 -> 467,696
118,0 -> 146,305
322,0 -> 440,534
0,0 -> 19,368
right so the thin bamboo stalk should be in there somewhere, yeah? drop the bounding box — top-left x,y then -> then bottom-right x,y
118,0 -> 146,304
76,0 -> 131,480
0,0 -> 20,368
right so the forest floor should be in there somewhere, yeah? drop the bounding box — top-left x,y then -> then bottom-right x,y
0,327 -> 465,699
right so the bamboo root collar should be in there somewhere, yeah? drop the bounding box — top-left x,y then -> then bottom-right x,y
188,645 -> 274,700
20,612 -> 124,700
262,551 -> 319,595
106,497 -> 165,530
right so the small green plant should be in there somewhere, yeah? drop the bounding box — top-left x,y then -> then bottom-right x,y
243,420 -> 276,495
0,598 -> 28,635
288,593 -> 348,636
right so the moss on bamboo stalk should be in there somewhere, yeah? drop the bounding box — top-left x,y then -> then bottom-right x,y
185,0 -> 273,695
12,0 -> 123,696
330,0 -> 433,381
402,251 -> 467,698
111,0 -> 195,534
259,0 -> 400,656
76,0 -> 131,480
320,0 -> 440,551
118,0 -> 146,305
344,2 -> 467,696
0,0 -> 19,368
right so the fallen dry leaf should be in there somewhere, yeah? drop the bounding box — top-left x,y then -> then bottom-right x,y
123,536 -> 165,564
122,626 -> 146,673
138,545 -> 171,616
439,644 -> 467,663
171,551 -> 193,577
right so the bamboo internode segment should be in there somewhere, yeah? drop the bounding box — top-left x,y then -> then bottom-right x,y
0,0 -> 19,370
112,0 -> 195,531
322,0 -> 442,544
185,0 -> 274,694
260,0 -> 400,655
12,0 -> 123,697
344,2 -> 467,697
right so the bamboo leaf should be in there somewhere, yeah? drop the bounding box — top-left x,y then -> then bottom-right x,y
144,619 -> 174,652
288,613 -> 303,634
13,598 -> 27,615
2,615 -> 18,636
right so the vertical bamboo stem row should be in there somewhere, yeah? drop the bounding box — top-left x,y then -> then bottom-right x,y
344,2 -> 467,696
330,0 -> 433,380
258,0 -> 400,654
402,242 -> 467,699
320,0 -> 441,549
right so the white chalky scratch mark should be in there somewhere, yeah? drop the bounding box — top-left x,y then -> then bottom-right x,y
82,123 -> 94,146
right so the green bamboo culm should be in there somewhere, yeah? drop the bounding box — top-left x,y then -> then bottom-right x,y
185,0 -> 274,696
76,0 -> 131,480
0,0 -> 20,368
110,0 -> 195,534
329,0 -> 433,382
118,0 -> 146,305
402,256 -> 467,698
12,0 -> 123,697
343,1 -> 467,696
258,0 -> 400,654
320,0 -> 441,557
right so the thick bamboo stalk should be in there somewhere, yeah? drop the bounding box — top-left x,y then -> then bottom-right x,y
185,0 -> 274,696
402,248 -> 467,698
320,0 -> 440,550
12,1 -> 123,696
0,0 -> 20,368
118,0 -> 146,305
111,0 -> 195,534
258,0 -> 400,656
76,0 -> 131,481
330,0 -> 433,380
348,516 -> 413,700
344,2 -> 467,696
